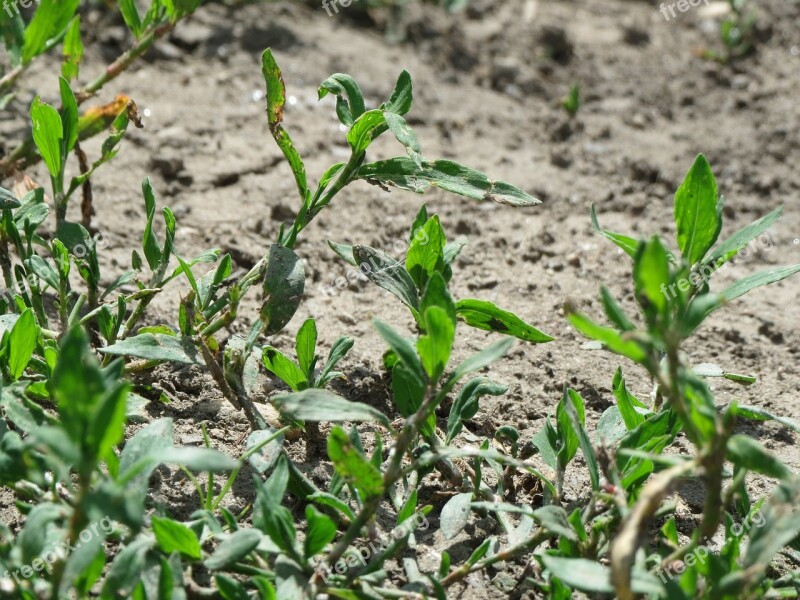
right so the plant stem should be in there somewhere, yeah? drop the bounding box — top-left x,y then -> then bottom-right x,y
320,387 -> 440,579
610,459 -> 697,600
440,528 -> 551,587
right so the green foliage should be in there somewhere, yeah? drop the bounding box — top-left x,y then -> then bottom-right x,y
562,83 -> 581,117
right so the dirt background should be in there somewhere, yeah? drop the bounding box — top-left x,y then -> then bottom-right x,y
2,0 -> 799,597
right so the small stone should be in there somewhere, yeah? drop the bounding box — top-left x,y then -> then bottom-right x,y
170,21 -> 213,51
622,24 -> 650,46
539,25 -> 573,64
144,41 -> 183,62
490,56 -> 522,88
271,204 -> 295,222
151,151 -> 185,179
550,150 -> 572,169
180,434 -> 204,446
567,253 -> 581,268
549,119 -> 574,142
628,159 -> 660,183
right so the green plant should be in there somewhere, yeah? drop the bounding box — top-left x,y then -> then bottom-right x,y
0,45 -> 548,598
562,83 -> 581,118
704,0 -> 758,62
557,154 -> 800,599
262,318 -> 354,393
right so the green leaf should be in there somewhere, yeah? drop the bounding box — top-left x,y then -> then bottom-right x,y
327,426 -> 384,500
373,318 -> 425,383
8,309 -> 36,380
682,293 -> 726,336
304,506 -> 336,558
417,306 -> 455,381
101,333 -> 203,365
540,556 -> 663,596
205,529 -> 261,571
384,111 -> 423,166
259,244 -> 305,335
262,347 -> 307,391
612,368 -> 645,430
728,405 -> 800,435
102,537 -> 150,597
215,574 -> 252,600
274,389 -> 390,426
562,389 -> 600,491
382,70 -> 413,115
533,505 -> 578,541
118,0 -> 143,37
446,337 -> 514,391
446,377 -> 507,443
118,417 -> 173,514
633,236 -> 671,316
316,336 -> 354,387
693,363 -> 756,385
743,479 -> 800,571
707,206 -> 783,265
347,109 -> 386,154
0,186 -> 21,210
51,328 -> 111,448
727,435 -> 791,480
61,15 -> 82,81
405,215 -> 446,290
590,204 -> 638,257
245,427 -> 284,475
86,380 -> 128,465
261,49 -> 308,202
600,286 -> 635,332
295,318 -> 317,379
556,387 -> 582,468
318,73 -> 366,127
532,419 -> 559,471
160,447 -> 237,472
674,154 -> 722,264
455,299 -> 553,343
152,516 -> 201,560
141,178 -> 162,271
327,240 -> 357,266
616,409 -> 682,489
30,97 -> 64,178
308,491 -> 355,521
722,264 -> 800,302
354,245 -> 419,311
466,538 -> 491,567
392,362 -> 426,419
420,272 -> 456,325
440,492 -> 472,540
59,77 -> 78,154
357,158 -> 539,207
565,307 -> 649,364
22,0 -> 79,63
